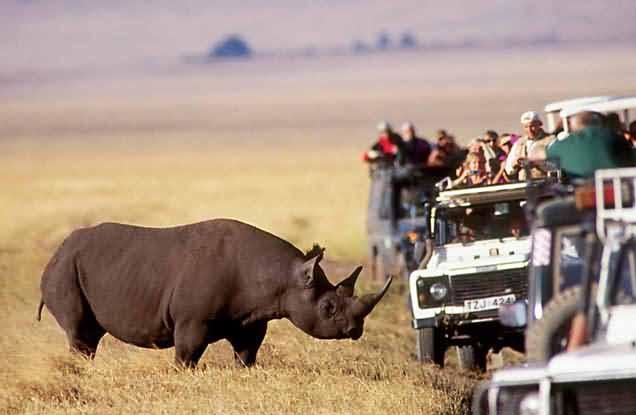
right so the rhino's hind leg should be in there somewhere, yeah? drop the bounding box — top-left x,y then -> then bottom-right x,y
228,322 -> 267,367
67,319 -> 106,359
42,253 -> 105,359
63,292 -> 106,359
174,320 -> 209,368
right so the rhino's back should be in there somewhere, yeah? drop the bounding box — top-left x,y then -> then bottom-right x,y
69,219 -> 301,346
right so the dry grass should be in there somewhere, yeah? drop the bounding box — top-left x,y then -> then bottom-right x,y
3,44 -> 633,414
0,142 -> 479,415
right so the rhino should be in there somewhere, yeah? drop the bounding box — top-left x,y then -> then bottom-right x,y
37,219 -> 392,367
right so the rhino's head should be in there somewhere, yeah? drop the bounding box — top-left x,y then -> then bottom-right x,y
283,247 -> 392,340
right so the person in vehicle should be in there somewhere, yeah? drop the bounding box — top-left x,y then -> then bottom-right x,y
545,111 -> 635,179
452,152 -> 489,187
428,132 -> 452,167
605,112 -> 623,135
482,130 -> 505,176
505,111 -> 555,180
458,137 -> 488,178
397,122 -> 431,166
510,217 -> 524,239
491,134 -> 515,184
362,121 -> 403,163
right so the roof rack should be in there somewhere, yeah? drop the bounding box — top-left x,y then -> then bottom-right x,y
559,96 -> 636,134
544,96 -> 616,113
595,167 -> 636,241
435,181 -> 529,207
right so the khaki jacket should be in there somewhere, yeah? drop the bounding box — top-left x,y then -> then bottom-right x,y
505,131 -> 555,180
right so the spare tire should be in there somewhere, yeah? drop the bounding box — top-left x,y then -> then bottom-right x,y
525,286 -> 581,362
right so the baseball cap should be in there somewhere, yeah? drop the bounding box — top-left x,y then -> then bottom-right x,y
520,111 -> 542,125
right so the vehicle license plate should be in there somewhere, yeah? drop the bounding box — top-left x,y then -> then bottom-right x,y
464,294 -> 516,312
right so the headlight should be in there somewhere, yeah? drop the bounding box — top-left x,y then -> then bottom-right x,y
519,392 -> 540,415
429,282 -> 448,300
416,276 -> 450,308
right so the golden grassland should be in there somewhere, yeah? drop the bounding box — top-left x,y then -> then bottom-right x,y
3,44 -> 635,414
0,140 -> 480,415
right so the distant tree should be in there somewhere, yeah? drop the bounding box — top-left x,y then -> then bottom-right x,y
352,40 -> 370,54
399,31 -> 417,49
376,31 -> 391,51
209,35 -> 252,59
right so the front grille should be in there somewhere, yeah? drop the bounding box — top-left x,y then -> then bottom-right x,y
563,380 -> 636,415
450,268 -> 528,305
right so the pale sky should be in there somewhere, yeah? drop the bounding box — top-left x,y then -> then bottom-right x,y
2,0 -> 635,73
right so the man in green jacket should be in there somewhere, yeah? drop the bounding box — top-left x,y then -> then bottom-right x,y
546,112 -> 635,179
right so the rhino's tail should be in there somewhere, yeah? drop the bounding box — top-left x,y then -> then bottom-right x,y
36,299 -> 44,322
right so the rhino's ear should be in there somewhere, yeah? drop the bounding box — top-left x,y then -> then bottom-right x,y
299,255 -> 320,288
336,265 -> 363,297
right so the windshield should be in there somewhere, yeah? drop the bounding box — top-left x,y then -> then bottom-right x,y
436,200 -> 528,244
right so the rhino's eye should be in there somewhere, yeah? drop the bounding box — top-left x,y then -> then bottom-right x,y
320,299 -> 337,318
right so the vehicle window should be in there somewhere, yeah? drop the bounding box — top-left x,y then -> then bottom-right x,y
557,231 -> 586,291
611,243 -> 636,306
439,200 -> 528,244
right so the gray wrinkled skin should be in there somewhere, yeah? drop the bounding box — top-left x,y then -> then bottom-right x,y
37,219 -> 391,367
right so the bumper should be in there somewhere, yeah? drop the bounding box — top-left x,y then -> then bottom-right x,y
412,309 -> 502,329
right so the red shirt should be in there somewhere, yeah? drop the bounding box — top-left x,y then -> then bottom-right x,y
362,134 -> 398,161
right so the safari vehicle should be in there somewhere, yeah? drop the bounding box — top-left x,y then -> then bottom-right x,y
409,181 -> 540,370
543,96 -> 615,134
366,163 -> 451,280
473,167 -> 636,415
499,183 -> 599,362
559,95 -> 636,134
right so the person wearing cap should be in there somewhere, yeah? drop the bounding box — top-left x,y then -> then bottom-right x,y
362,121 -> 403,163
396,122 -> 431,166
505,111 -> 554,180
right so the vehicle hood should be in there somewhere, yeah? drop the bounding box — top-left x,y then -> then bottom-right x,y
491,363 -> 548,386
547,341 -> 636,382
425,237 -> 530,273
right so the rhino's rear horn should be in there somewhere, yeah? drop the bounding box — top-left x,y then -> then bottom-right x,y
335,265 -> 363,297
352,276 -> 393,318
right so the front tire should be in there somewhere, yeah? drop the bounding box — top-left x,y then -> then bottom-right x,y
416,328 -> 445,366
525,286 -> 581,362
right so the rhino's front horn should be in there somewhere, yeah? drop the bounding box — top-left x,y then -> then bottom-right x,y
336,266 -> 363,297
352,276 -> 393,318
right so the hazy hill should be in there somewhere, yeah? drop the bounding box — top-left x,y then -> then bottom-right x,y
2,0 -> 635,73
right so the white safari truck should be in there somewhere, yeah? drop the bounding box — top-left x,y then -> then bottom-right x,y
543,96 -> 616,134
473,168 -> 636,415
410,181 -> 536,370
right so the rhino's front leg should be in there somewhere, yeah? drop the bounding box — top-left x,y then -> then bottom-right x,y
228,321 -> 267,367
174,320 -> 209,368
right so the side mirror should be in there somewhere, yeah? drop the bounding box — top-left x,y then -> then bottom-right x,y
413,241 -> 426,264
499,300 -> 528,328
